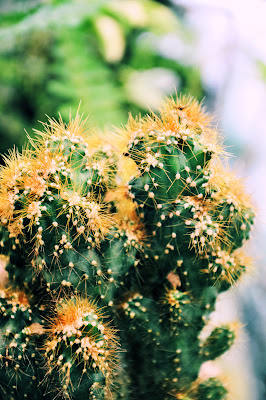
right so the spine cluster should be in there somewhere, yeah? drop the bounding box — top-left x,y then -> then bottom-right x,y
0,96 -> 254,400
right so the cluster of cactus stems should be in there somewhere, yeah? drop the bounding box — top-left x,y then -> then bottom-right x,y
0,96 -> 254,400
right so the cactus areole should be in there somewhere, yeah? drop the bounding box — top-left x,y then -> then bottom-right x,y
0,96 -> 254,399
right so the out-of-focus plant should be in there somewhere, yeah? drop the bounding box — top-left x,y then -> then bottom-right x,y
0,28 -> 54,157
0,0 -> 204,158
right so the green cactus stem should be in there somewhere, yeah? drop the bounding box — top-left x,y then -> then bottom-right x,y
0,95 -> 254,399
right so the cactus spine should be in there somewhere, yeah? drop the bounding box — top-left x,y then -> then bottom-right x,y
0,96 -> 254,399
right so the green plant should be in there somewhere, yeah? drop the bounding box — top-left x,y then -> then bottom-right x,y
0,0 -> 204,157
0,96 -> 254,399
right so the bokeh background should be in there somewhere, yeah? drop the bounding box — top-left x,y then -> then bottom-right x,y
1,0 -> 266,399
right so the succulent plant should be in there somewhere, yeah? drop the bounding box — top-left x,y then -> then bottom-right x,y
0,96 -> 254,399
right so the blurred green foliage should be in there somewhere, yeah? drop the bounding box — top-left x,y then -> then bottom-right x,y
0,0 -> 204,158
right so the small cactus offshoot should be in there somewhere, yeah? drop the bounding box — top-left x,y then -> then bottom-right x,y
0,96 -> 254,399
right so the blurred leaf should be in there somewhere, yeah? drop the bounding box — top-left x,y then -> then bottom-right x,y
0,0 -> 205,160
0,0 -> 106,51
95,15 -> 126,63
0,0 -> 43,27
47,25 -> 128,127
258,60 -> 266,81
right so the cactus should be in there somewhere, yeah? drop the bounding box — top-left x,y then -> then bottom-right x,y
0,96 -> 254,399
